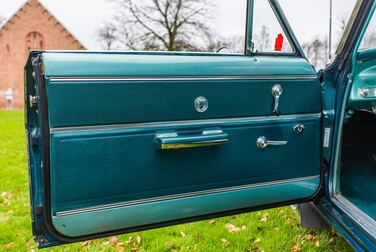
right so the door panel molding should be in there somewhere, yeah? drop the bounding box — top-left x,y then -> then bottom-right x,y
50,113 -> 321,133
52,176 -> 320,237
56,175 -> 320,217
48,75 -> 318,83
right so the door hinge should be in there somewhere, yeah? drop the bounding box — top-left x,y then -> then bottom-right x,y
29,95 -> 39,108
35,205 -> 43,216
35,235 -> 48,247
30,128 -> 39,146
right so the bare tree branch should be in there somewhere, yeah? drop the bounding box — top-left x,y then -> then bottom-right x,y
98,0 -> 216,51
302,36 -> 328,69
97,23 -> 118,50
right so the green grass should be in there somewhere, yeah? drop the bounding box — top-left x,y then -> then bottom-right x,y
0,110 -> 353,251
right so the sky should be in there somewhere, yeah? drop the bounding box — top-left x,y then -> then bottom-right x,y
0,0 -> 357,50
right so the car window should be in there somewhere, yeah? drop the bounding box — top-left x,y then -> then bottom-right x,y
278,0 -> 357,69
252,0 -> 293,54
359,11 -> 376,50
97,0 -> 248,54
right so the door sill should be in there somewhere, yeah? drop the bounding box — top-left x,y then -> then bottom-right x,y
332,194 -> 376,238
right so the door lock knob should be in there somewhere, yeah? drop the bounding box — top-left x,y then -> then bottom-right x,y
293,124 -> 305,135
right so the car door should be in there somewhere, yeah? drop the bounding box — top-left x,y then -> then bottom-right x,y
25,0 -> 322,248
315,0 -> 376,250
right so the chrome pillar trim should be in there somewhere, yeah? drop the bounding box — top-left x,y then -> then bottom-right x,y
48,75 -> 318,83
55,175 -> 320,217
50,113 -> 322,134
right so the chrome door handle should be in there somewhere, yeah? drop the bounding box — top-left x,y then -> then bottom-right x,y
156,130 -> 228,150
256,136 -> 288,149
272,84 -> 283,115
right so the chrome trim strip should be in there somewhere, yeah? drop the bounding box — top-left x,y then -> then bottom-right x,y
50,113 -> 321,134
48,75 -> 318,83
56,175 -> 320,217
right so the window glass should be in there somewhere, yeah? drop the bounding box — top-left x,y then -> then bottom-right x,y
279,0 -> 356,69
359,12 -> 376,50
252,0 -> 293,53
1,0 -> 247,54
208,0 -> 248,54
96,0 -> 248,54
83,0 -> 247,54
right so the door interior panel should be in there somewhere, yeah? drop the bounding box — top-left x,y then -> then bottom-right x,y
51,116 -> 321,214
44,53 -> 320,127
28,52 -> 322,239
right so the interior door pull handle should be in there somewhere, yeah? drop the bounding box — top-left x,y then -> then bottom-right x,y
256,136 -> 288,149
156,130 -> 228,150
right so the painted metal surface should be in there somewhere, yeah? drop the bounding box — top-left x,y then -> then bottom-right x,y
316,197 -> 376,251
317,1 -> 376,251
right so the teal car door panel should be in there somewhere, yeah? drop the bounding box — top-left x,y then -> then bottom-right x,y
43,53 -> 319,127
26,51 -> 322,243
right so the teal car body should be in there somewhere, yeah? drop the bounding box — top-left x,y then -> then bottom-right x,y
24,0 -> 376,250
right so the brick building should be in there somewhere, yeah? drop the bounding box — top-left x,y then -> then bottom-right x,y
0,0 -> 85,109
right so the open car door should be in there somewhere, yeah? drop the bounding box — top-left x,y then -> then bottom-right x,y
25,0 -> 322,248
314,0 -> 376,250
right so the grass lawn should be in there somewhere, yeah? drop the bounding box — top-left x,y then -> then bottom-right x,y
0,110 -> 353,251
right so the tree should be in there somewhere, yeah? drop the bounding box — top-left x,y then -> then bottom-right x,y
302,36 -> 328,69
99,0 -> 216,51
360,20 -> 376,49
331,15 -> 349,52
97,23 -> 118,50
254,25 -> 271,52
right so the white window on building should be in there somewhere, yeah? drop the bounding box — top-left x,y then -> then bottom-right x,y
5,88 -> 13,109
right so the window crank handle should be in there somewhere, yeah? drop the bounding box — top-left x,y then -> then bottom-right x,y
272,84 -> 283,115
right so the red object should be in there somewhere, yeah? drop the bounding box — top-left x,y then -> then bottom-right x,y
274,33 -> 284,51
